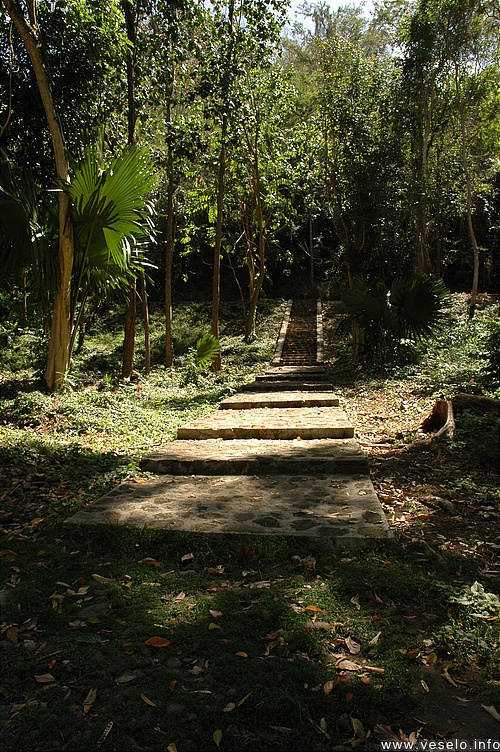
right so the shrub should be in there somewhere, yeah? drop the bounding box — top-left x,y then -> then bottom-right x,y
340,274 -> 451,363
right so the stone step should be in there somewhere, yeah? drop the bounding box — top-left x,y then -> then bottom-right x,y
219,391 -> 340,409
264,365 -> 327,376
65,473 -> 392,548
242,380 -> 334,392
141,438 -> 367,476
177,406 -> 354,440
256,372 -> 327,382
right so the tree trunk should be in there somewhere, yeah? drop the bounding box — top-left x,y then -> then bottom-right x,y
211,0 -> 235,372
211,115 -> 226,371
122,280 -> 136,379
165,101 -> 175,367
122,0 -> 139,376
140,271 -> 150,375
2,0 -> 74,391
455,66 -> 480,316
245,154 -> 265,342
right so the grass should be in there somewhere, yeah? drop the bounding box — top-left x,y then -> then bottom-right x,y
1,292 -> 499,750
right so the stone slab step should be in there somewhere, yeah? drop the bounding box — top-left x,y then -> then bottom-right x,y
260,365 -> 327,378
65,473 -> 392,548
256,373 -> 328,382
141,438 -> 368,475
177,407 -> 354,440
219,392 -> 340,409
242,381 -> 334,393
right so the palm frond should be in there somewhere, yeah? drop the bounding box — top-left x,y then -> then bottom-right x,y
195,334 -> 221,371
390,274 -> 451,341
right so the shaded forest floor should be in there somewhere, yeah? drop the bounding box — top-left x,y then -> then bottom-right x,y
0,295 -> 499,751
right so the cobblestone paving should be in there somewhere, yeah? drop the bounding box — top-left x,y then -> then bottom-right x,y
66,300 -> 393,547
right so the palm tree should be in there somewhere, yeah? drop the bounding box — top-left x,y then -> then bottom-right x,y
0,132 -> 157,375
64,131 -> 157,366
340,273 -> 451,361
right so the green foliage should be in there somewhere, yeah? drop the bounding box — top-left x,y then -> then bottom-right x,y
195,333 -> 221,371
0,166 -> 59,297
482,315 -> 500,387
65,129 -> 158,361
340,274 -> 451,362
449,581 -> 500,620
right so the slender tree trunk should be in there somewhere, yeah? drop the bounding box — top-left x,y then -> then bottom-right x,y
165,96 -> 175,367
140,271 -> 150,375
211,119 -> 226,371
414,79 -> 435,274
245,154 -> 265,342
455,66 -> 479,316
211,0 -> 235,372
121,0 -> 141,378
1,0 -> 74,391
122,280 -> 136,378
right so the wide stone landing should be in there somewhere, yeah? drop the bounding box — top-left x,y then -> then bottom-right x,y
141,438 -> 368,476
65,473 -> 390,546
177,406 -> 354,440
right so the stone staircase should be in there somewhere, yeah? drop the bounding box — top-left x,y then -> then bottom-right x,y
66,301 -> 392,548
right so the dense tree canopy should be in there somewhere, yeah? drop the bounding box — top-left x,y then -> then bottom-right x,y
0,0 -> 499,386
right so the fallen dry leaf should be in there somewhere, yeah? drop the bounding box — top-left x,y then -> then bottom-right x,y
6,627 -> 18,645
407,649 -> 421,660
144,637 -> 171,648
351,594 -> 360,610
337,658 -> 360,672
116,675 -> 136,684
208,623 -> 221,631
235,651 -> 248,658
365,666 -> 386,675
305,605 -> 323,613
442,669 -> 458,688
207,566 -> 225,576
222,702 -> 235,713
352,718 -> 365,737
420,680 -> 430,693
323,680 -> 335,695
370,631 -> 382,645
34,673 -> 56,684
169,680 -> 177,692
209,610 -> 222,619
167,744 -> 178,752
139,557 -> 161,567
345,636 -> 361,655
91,574 -> 115,584
237,692 -> 251,707
213,729 -> 222,748
83,688 -> 97,714
0,550 -> 17,561
482,705 -> 500,722
140,693 -> 157,707
346,692 -> 354,702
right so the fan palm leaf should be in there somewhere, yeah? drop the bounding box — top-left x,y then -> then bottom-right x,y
195,334 -> 221,371
389,274 -> 451,341
63,130 -> 157,362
